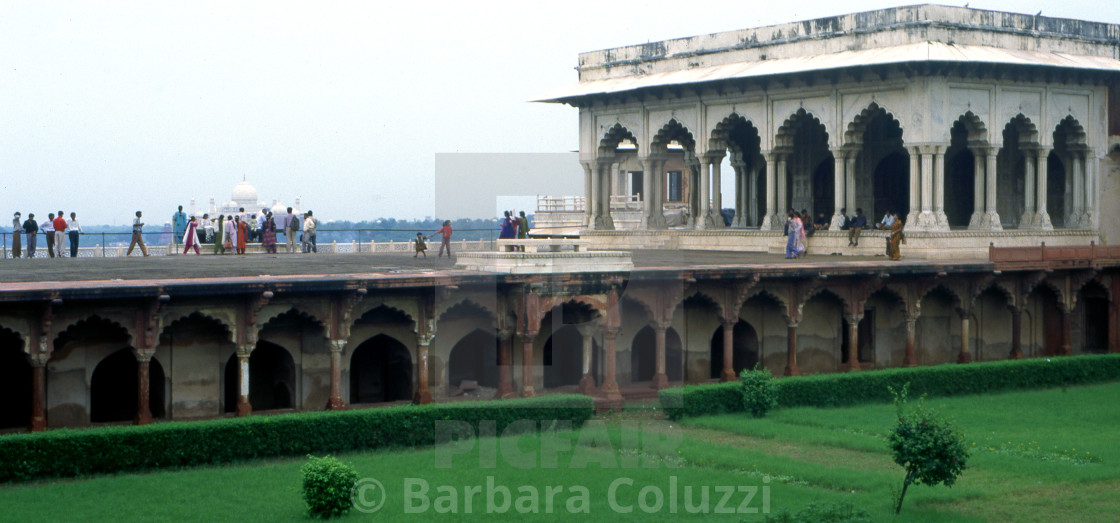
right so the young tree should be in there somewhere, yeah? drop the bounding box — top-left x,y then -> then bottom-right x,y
888,384 -> 969,515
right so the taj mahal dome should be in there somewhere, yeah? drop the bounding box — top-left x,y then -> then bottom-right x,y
188,178 -> 302,218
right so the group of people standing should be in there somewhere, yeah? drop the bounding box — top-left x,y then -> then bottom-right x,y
10,211 -> 84,258
173,205 -> 319,256
786,207 -> 904,260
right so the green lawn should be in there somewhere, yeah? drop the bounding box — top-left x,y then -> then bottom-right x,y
1,384 -> 1116,521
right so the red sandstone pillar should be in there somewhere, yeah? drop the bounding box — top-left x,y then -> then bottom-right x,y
785,323 -> 801,376
327,340 -> 345,409
237,351 -> 252,416
135,354 -> 152,425
721,319 -> 737,382
414,336 -> 432,404
1010,308 -> 1024,359
904,317 -> 918,367
846,316 -> 862,371
651,323 -> 669,389
519,334 -> 535,398
1061,310 -> 1072,356
497,330 -> 514,397
601,325 -> 623,406
578,325 -> 597,395
30,363 -> 46,432
958,315 -> 973,363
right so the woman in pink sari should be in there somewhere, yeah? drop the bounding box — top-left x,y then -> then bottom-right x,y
224,215 -> 238,255
261,213 -> 277,254
785,211 -> 806,259
182,217 -> 200,255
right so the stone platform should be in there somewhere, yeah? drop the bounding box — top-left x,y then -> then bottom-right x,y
454,250 -> 633,274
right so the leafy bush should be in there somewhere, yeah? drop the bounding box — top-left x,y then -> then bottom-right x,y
765,500 -> 871,522
0,394 -> 593,483
660,354 -> 1120,420
302,455 -> 359,518
740,365 -> 778,417
888,384 -> 969,514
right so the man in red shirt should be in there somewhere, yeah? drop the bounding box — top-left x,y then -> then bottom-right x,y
428,220 -> 453,258
52,211 -> 68,258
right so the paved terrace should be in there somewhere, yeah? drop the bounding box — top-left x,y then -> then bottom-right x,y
0,250 -> 994,296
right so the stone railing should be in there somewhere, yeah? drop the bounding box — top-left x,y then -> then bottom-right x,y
989,241 -> 1120,269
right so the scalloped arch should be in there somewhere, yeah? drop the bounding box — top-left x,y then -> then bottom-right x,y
708,113 -> 762,154
953,111 -> 989,144
160,311 -> 235,344
842,103 -> 902,146
598,123 -> 638,153
1053,115 -> 1087,146
1002,114 -> 1040,146
54,314 -> 134,347
650,119 -> 696,153
0,325 -> 26,354
438,299 -> 497,322
776,108 -> 829,150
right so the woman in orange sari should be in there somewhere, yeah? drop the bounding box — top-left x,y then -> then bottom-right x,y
236,216 -> 248,255
887,212 -> 904,260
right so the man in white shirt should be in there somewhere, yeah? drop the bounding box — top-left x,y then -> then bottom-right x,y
877,211 -> 896,230
126,210 -> 149,256
257,209 -> 268,242
66,212 -> 83,257
302,210 -> 318,253
41,213 -> 55,258
201,214 -> 214,243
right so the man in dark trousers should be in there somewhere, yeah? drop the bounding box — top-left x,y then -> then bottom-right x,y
848,208 -> 867,247
11,212 -> 21,258
22,213 -> 38,258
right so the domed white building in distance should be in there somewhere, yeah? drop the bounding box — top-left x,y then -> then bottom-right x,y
188,177 -> 301,219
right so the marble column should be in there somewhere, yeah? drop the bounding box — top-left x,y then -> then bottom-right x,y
907,146 -> 921,228
749,164 -> 761,227
784,321 -> 801,377
30,359 -> 46,431
775,155 -> 788,216
596,161 -> 615,230
236,349 -> 252,416
760,152 -> 778,230
845,155 -> 857,218
958,315 -> 972,363
1035,147 -> 1053,230
918,146 -> 935,229
981,147 -> 1002,230
519,333 -> 535,397
968,149 -> 985,229
1020,148 -> 1037,228
721,319 -> 737,382
641,157 -> 667,229
732,160 -> 747,227
831,150 -> 847,229
652,323 -> 669,389
933,146 -> 949,230
327,339 -> 345,409
846,315 -> 862,371
904,315 -> 918,367
588,161 -> 599,229
1070,153 -> 1084,228
695,157 -> 711,229
497,329 -> 514,398
135,351 -> 153,425
711,156 -> 724,227
1082,152 -> 1096,227
582,162 -> 593,228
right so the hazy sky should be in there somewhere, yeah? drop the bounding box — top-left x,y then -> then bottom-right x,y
2,1 -> 1116,225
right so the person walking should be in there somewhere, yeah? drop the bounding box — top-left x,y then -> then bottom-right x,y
53,211 -> 67,258
172,205 -> 188,249
848,208 -> 867,247
284,207 -> 299,253
41,213 -> 55,258
785,211 -> 806,259
126,211 -> 149,256
182,216 -> 201,255
302,211 -> 318,253
429,220 -> 453,258
414,232 -> 428,258
236,215 -> 248,255
67,212 -> 82,257
213,215 -> 226,255
11,212 -> 21,259
261,213 -> 278,254
887,212 -> 905,260
22,213 -> 38,258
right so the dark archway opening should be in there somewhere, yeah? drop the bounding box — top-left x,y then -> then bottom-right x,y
946,149 -> 975,227
1082,284 -> 1109,353
0,338 -> 31,430
1031,286 -> 1063,356
249,342 -> 296,410
448,329 -> 500,389
351,335 -> 412,404
812,159 -> 835,218
872,151 -> 909,222
543,326 -> 588,389
1047,152 -> 1067,228
631,325 -> 683,382
709,320 -> 759,379
91,348 -> 165,422
223,354 -> 238,413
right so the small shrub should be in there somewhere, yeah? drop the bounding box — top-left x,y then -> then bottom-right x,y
888,384 -> 969,515
740,364 -> 778,417
301,455 -> 359,519
765,500 -> 871,522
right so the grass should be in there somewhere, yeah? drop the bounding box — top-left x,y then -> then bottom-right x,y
0,383 -> 1116,521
